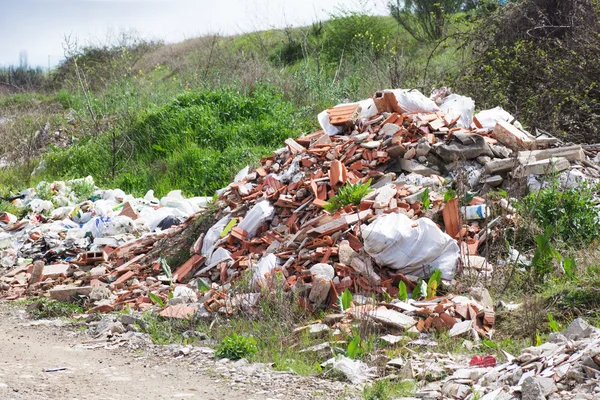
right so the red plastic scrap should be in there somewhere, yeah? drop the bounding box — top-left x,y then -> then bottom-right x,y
469,355 -> 497,368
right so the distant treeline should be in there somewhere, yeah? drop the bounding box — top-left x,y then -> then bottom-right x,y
0,65 -> 47,94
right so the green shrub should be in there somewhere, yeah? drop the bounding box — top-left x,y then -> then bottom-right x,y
519,182 -> 600,246
323,10 -> 394,63
324,179 -> 373,213
456,0 -> 600,141
215,333 -> 258,360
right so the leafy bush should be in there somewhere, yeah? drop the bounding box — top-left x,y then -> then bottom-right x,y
323,10 -> 394,62
215,334 -> 258,360
519,182 -> 600,245
324,179 -> 373,212
457,0 -> 600,141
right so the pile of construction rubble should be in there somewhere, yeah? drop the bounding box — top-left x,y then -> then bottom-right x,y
1,87 -> 598,325
428,318 -> 600,400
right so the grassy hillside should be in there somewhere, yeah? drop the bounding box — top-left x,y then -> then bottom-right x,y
0,11 -> 468,197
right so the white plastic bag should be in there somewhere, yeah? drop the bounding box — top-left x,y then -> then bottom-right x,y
201,214 -> 232,256
322,356 -> 376,385
318,98 -> 379,136
362,213 -> 459,280
383,89 -> 440,114
238,201 -> 275,238
474,107 -> 514,130
439,94 -> 475,128
29,199 -> 54,214
251,253 -> 278,288
206,247 -> 232,268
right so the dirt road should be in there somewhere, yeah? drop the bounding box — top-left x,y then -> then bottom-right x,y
0,304 -> 350,400
0,305 -> 265,400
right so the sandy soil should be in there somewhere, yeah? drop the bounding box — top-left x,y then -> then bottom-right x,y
0,305 -> 252,400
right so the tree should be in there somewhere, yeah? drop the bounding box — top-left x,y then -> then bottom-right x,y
388,0 -> 465,41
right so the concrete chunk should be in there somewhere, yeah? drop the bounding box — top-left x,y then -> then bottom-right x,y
368,309 -> 417,330
49,285 -> 92,302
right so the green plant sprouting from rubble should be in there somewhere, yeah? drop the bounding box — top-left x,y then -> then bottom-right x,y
323,179 -> 373,213
215,333 -> 258,360
27,299 -> 83,319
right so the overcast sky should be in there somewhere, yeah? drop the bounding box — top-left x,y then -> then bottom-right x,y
0,0 -> 388,68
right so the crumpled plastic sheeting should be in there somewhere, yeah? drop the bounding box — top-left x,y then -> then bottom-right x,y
238,201 -> 275,238
251,253 -> 278,288
474,107 -> 514,130
322,356 -> 376,385
383,88 -> 440,114
362,213 -> 459,280
439,94 -> 475,128
201,214 -> 232,257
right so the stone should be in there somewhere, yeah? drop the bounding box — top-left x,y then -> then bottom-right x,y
404,147 -> 417,159
379,123 -> 401,137
563,318 -> 595,340
381,334 -> 403,345
361,141 -> 381,149
484,175 -> 504,187
49,285 -> 92,302
476,155 -> 492,165
338,241 -> 356,266
373,184 -> 397,209
434,133 -> 493,162
368,309 -> 417,330
416,141 -> 431,157
442,382 -> 470,399
308,323 -> 330,337
387,357 -> 404,368
308,276 -> 331,307
310,263 -> 335,280
299,342 -> 331,357
521,377 -> 546,400
512,157 -> 570,178
398,359 -> 414,380
397,159 -> 437,176
119,314 -> 140,326
323,313 -> 345,325
42,263 -> 71,280
449,320 -> 474,337
536,376 -> 558,396
29,260 -> 44,285
469,287 -> 494,310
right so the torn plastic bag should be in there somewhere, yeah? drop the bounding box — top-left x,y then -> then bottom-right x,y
206,247 -> 232,268
474,107 -> 514,130
318,98 -> 378,136
156,215 -> 184,230
201,214 -> 232,257
322,356 -> 376,385
238,201 -> 275,238
376,89 -> 440,114
439,94 -> 475,128
82,216 -> 135,238
29,199 -> 53,214
251,253 -> 278,288
160,195 -> 194,216
362,213 -> 459,280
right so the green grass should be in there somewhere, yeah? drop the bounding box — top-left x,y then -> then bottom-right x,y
27,299 -> 83,319
363,379 -> 416,400
33,86 -> 311,197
